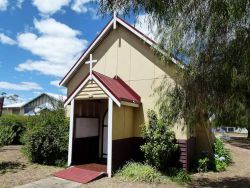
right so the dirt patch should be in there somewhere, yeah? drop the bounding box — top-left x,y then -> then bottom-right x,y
82,177 -> 182,188
191,137 -> 250,188
0,145 -> 63,188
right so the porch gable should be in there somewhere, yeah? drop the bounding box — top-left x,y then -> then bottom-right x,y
75,80 -> 108,100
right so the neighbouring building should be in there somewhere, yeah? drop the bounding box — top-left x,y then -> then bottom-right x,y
2,93 -> 65,116
60,16 -> 213,177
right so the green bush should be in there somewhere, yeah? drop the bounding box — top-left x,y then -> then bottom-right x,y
0,114 -> 28,145
116,162 -> 191,185
213,138 -> 232,172
0,126 -> 15,147
197,157 -> 209,173
166,168 -> 192,184
116,162 -> 163,183
141,110 -> 178,171
22,109 -> 69,166
196,138 -> 232,172
214,138 -> 232,164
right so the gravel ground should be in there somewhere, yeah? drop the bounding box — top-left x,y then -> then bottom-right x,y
0,145 -> 63,188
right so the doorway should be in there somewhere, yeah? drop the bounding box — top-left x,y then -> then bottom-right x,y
102,110 -> 108,159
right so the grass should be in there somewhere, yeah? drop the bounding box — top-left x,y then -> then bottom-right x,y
115,162 -> 191,185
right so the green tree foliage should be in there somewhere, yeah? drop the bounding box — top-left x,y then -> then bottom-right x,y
0,114 -> 28,146
22,109 -> 69,166
99,0 -> 250,138
141,110 -> 178,171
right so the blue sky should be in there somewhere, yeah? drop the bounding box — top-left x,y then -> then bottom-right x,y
0,0 -> 150,104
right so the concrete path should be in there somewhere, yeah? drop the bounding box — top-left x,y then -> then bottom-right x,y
15,177 -> 81,188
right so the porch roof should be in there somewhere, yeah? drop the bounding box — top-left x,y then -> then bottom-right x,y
64,71 -> 141,107
93,71 -> 141,104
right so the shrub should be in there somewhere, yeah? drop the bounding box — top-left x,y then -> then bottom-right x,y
196,138 -> 232,172
116,162 -> 163,183
116,162 -> 192,185
166,168 -> 192,184
212,138 -> 232,171
214,138 -> 232,164
0,126 -> 15,147
197,157 -> 209,173
0,114 -> 28,145
22,109 -> 69,166
141,110 -> 178,171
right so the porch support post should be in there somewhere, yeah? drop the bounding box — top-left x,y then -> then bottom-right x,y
107,97 -> 113,177
67,99 -> 75,166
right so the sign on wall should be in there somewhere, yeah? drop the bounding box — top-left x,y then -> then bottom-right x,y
75,118 -> 99,138
0,97 -> 4,116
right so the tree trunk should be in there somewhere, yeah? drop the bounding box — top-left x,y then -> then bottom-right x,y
248,127 -> 250,139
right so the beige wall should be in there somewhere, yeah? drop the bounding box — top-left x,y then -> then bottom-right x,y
112,104 -> 134,140
66,24 -> 188,140
2,108 -> 24,115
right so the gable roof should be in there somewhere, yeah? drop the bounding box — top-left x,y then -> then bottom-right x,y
3,102 -> 26,108
64,71 -> 141,107
59,16 -> 182,87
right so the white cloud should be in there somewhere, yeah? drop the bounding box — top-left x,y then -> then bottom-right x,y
16,60 -> 72,77
135,14 -> 158,42
32,0 -> 70,15
71,0 -> 99,19
50,80 -> 60,87
0,0 -> 8,11
0,81 -> 43,91
34,18 -> 80,37
0,33 -> 16,45
16,18 -> 88,77
71,0 -> 91,13
16,0 -> 24,9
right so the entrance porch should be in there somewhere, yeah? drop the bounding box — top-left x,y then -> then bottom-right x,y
71,99 -> 108,167
65,71 -> 141,177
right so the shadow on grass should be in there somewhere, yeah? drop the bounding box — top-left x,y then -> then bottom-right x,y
189,176 -> 250,188
0,161 -> 26,174
226,137 -> 250,150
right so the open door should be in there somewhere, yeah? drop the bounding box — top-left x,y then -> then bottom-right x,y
102,111 -> 108,159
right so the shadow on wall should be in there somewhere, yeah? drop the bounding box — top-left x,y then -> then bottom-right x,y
189,176 -> 250,188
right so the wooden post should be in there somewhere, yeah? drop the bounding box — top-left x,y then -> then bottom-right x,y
67,99 -> 75,166
0,97 -> 4,116
107,98 -> 113,177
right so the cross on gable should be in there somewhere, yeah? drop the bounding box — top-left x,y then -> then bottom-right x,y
85,54 -> 97,75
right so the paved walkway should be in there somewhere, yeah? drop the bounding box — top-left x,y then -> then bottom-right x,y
15,177 -> 81,188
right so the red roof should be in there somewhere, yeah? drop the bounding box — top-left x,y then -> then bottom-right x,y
92,71 -> 141,104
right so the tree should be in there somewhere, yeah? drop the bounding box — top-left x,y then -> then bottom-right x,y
0,92 -> 20,104
98,1 -> 250,140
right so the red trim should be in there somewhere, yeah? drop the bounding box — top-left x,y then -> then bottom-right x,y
93,71 -> 141,104
64,71 -> 141,105
59,19 -> 113,86
92,72 -> 121,102
117,16 -> 157,45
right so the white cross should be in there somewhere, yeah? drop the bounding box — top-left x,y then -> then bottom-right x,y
113,11 -> 117,29
85,54 -> 97,75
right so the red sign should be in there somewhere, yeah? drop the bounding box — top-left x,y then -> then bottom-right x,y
0,97 -> 4,116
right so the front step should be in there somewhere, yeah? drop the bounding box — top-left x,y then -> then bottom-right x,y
54,166 -> 107,184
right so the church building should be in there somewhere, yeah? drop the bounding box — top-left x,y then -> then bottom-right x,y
60,15 -> 205,177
